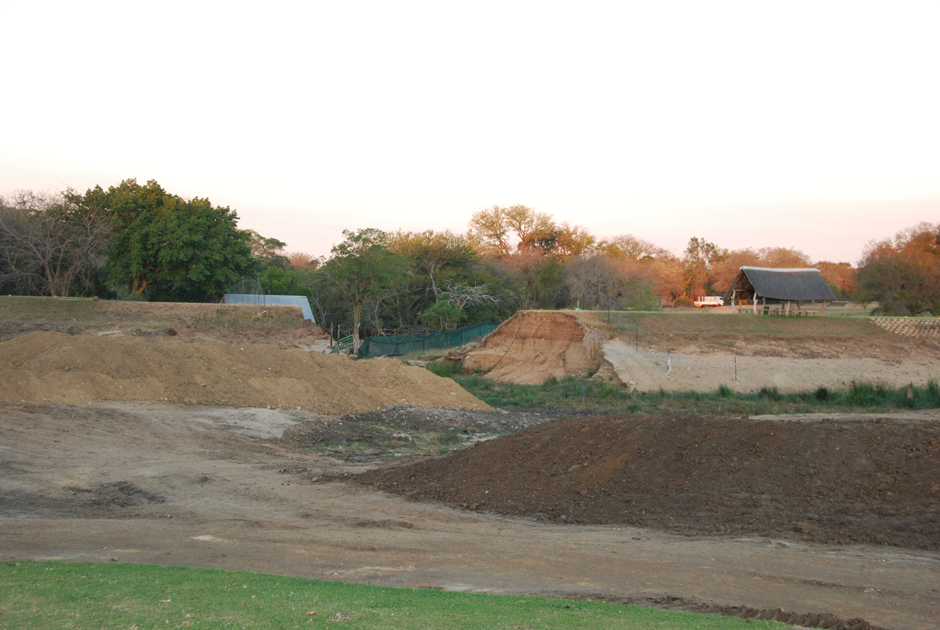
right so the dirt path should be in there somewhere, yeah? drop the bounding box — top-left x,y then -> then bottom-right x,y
1,402 -> 937,630
602,340 -> 940,392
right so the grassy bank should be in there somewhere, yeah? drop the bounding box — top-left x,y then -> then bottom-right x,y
0,295 -> 310,337
576,309 -> 880,336
435,366 -> 940,415
0,561 -> 787,630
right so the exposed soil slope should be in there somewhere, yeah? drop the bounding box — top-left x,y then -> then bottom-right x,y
461,310 -> 940,391
355,413 -> 940,550
461,311 -> 602,384
0,331 -> 488,414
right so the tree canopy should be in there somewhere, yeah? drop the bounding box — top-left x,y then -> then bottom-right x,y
100,179 -> 258,301
20,178 -> 933,329
0,189 -> 110,297
854,222 -> 940,315
322,228 -> 407,344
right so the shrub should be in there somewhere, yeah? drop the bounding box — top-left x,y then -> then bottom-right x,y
758,386 -> 781,401
848,381 -> 882,407
436,429 -> 464,445
426,360 -> 459,378
927,378 -> 940,404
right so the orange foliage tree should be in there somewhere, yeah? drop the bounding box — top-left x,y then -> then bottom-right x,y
855,222 -> 940,315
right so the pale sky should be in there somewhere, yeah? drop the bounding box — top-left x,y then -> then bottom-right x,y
1,1 -> 938,264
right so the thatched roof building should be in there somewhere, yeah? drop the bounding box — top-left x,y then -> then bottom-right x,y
724,267 -> 835,314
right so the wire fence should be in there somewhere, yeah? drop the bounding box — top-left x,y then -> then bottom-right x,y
357,322 -> 499,358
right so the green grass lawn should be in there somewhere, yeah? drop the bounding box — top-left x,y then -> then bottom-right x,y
0,562 -> 791,630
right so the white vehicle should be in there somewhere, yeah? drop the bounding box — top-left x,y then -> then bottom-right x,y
694,296 -> 725,307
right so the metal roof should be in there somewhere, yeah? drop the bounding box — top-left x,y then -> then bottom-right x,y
724,267 -> 836,302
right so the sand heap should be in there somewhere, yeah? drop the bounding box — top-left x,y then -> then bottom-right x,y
0,331 -> 489,414
461,311 -> 603,385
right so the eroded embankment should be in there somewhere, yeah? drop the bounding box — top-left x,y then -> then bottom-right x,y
461,311 -> 603,385
461,310 -> 940,392
355,413 -> 940,550
0,331 -> 489,414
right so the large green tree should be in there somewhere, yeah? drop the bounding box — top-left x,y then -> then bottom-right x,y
322,228 -> 406,345
97,179 -> 258,301
384,229 -> 480,328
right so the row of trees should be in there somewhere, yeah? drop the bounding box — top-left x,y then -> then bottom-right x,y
2,186 -> 937,333
854,222 -> 940,316
0,180 -> 257,301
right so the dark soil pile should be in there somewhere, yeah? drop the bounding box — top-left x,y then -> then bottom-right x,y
355,414 -> 940,550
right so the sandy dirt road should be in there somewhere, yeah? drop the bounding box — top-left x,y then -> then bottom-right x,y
1,401 -> 938,630
602,340 -> 940,393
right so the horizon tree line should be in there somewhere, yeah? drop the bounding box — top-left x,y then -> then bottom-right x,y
2,182 -> 937,334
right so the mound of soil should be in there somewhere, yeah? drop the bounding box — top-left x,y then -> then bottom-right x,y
460,309 -> 940,391
0,331 -> 488,414
0,297 -> 327,349
355,414 -> 940,550
461,311 -> 602,385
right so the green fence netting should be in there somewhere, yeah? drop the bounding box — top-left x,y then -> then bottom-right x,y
357,322 -> 500,358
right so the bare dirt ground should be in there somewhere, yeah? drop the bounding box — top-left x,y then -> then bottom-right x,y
1,402 -> 939,630
356,414 -> 940,550
0,297 -> 327,349
2,299 -> 940,629
599,342 -> 940,393
0,331 -> 488,413
462,310 -> 940,392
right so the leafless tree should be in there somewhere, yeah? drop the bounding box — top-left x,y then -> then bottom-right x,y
0,189 -> 111,296
435,281 -> 498,310
563,256 -> 658,311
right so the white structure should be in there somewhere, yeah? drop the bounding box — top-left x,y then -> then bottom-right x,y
223,294 -> 316,323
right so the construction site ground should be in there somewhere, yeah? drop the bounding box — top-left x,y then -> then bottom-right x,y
463,309 -> 940,391
0,296 -> 328,350
1,298 -> 939,630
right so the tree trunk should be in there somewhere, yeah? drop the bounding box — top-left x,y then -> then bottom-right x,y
353,301 -> 363,350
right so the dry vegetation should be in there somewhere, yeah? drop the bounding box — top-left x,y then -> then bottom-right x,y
0,296 -> 325,348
